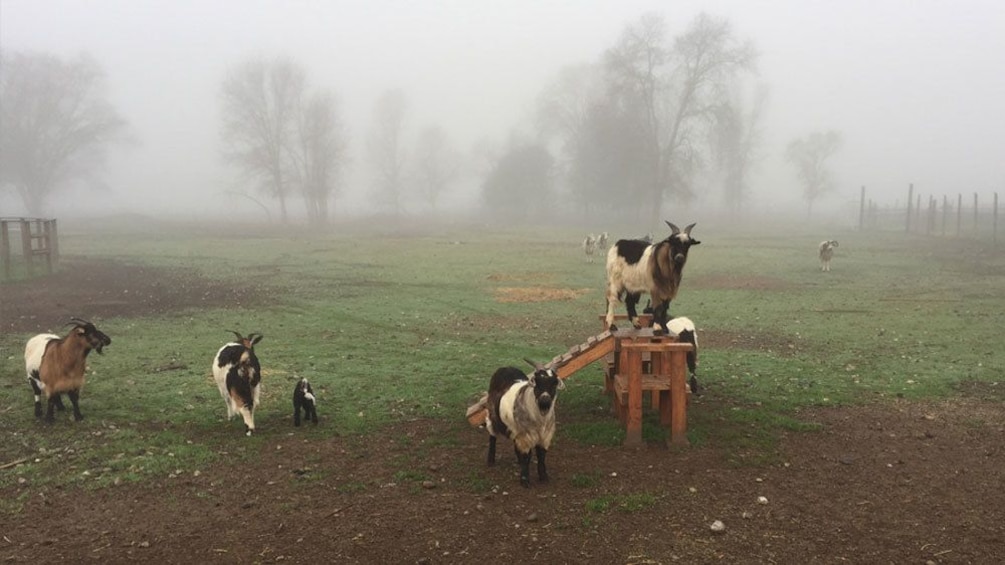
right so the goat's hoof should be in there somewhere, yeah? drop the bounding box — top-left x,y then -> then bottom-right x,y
74,414 -> 84,422
538,475 -> 550,483
608,323 -> 618,332
520,479 -> 531,488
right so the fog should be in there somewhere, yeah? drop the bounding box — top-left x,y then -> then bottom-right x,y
2,0 -> 1003,225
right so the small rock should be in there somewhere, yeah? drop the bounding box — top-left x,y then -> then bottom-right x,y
710,520 -> 726,534
421,481 -> 436,489
757,496 -> 768,505
688,487 -> 697,493
527,513 -> 538,522
741,511 -> 752,519
139,541 -> 150,548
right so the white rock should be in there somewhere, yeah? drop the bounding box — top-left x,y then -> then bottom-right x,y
710,520 -> 726,533
757,496 -> 769,505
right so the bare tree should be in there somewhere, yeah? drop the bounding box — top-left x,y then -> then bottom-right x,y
220,56 -> 306,223
367,89 -> 408,215
710,84 -> 768,216
786,130 -> 843,214
0,51 -> 127,215
413,125 -> 457,211
604,13 -> 756,226
291,92 -> 348,225
482,142 -> 554,217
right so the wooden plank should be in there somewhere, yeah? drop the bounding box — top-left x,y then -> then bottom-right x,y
619,342 -> 694,353
555,335 -> 616,379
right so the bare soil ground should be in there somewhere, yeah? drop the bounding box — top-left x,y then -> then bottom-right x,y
2,259 -> 1004,564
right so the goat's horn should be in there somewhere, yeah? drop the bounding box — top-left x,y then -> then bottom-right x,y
228,330 -> 245,341
69,317 -> 92,325
665,221 -> 680,235
684,223 -> 696,235
523,358 -> 544,370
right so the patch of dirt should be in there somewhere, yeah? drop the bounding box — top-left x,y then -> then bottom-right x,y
494,286 -> 590,303
0,257 -> 266,333
704,329 -> 803,356
2,398 -> 1003,563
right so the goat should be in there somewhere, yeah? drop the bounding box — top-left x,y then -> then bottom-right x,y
665,316 -> 701,396
605,221 -> 700,333
819,240 -> 839,271
582,234 -> 597,262
24,318 -> 111,422
293,377 -> 318,426
486,358 -> 564,487
212,330 -> 263,436
595,231 -> 609,252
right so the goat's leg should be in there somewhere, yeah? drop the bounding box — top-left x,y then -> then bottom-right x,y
604,286 -> 620,331
487,435 -> 497,466
625,292 -> 642,328
294,402 -> 302,427
44,395 -> 58,423
535,445 -> 549,483
652,300 -> 670,334
310,405 -> 318,424
67,389 -> 83,421
517,449 -> 533,487
29,378 -> 44,418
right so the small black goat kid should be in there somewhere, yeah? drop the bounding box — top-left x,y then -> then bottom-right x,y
23,318 -> 112,422
486,359 -> 564,487
293,377 -> 318,426
213,330 -> 263,436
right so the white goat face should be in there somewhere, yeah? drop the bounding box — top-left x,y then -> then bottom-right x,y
530,368 -> 562,413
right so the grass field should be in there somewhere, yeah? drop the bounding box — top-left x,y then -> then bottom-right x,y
2,222 -> 1003,498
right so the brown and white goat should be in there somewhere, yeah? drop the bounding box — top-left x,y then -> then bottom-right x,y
24,318 -> 112,422
605,221 -> 700,333
819,240 -> 838,271
213,331 -> 263,436
486,359 -> 563,487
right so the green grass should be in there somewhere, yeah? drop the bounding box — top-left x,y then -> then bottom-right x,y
2,224 -> 1003,496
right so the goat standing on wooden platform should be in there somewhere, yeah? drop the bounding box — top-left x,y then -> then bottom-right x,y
605,221 -> 700,333
486,359 -> 563,487
24,318 -> 112,422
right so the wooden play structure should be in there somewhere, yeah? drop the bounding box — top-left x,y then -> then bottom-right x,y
0,217 -> 59,279
467,314 -> 695,447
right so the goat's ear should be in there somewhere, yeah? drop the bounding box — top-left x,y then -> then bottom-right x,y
691,239 -> 701,246
665,221 -> 680,235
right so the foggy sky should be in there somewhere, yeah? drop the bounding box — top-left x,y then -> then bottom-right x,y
2,0 -> 1004,220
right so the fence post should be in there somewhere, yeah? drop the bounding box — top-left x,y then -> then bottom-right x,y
19,218 -> 33,277
995,192 -> 1000,244
974,193 -> 979,234
1,220 -> 10,279
49,219 -> 59,267
859,185 -> 866,231
956,194 -> 962,237
916,194 -> 922,233
906,183 -> 914,232
941,195 -> 948,237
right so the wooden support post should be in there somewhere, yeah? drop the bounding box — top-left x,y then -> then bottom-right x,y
941,195 -> 948,237
624,348 -> 643,447
668,348 -> 689,446
858,185 -> 866,231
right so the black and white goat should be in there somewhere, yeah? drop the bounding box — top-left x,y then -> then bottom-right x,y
24,318 -> 112,422
293,377 -> 318,426
212,331 -> 263,436
604,221 -> 700,333
819,240 -> 838,271
486,359 -> 564,487
665,316 -> 701,396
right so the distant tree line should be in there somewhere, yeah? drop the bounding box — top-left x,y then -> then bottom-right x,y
0,13 -> 847,224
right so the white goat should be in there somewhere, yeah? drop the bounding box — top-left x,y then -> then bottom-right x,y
819,240 -> 839,271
